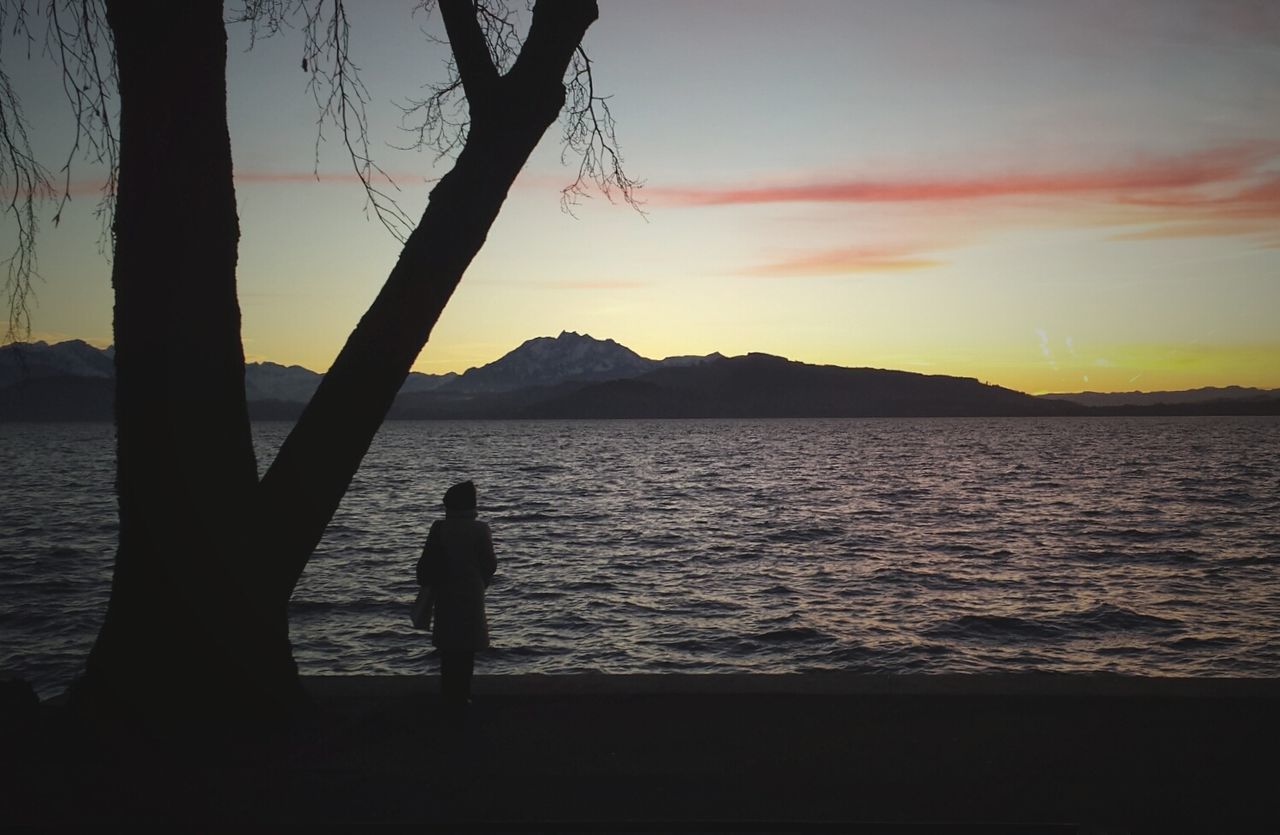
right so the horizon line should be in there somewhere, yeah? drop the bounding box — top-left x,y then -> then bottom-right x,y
5,334 -> 1278,399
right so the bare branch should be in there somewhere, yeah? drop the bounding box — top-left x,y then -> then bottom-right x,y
399,1 -> 642,215
300,0 -> 415,240
239,1 -> 640,228
234,0 -> 416,241
391,71 -> 468,161
46,0 -> 119,242
0,0 -> 117,343
0,59 -> 51,341
234,0 -> 296,48
559,44 -> 642,215
394,0 -> 521,161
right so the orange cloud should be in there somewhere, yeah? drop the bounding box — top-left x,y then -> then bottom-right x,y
1107,220 -> 1275,242
25,179 -> 108,199
1117,173 -> 1280,219
534,280 -> 650,290
656,143 -> 1279,207
742,244 -> 944,277
667,143 -> 1280,275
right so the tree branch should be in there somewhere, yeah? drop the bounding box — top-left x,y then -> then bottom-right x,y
507,0 -> 596,88
437,0 -> 497,103
258,0 -> 605,597
47,0 -> 119,245
560,44 -> 642,213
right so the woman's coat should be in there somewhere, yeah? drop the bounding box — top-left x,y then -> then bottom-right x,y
417,515 -> 497,651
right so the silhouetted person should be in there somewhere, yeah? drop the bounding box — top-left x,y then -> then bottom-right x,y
416,480 -> 496,709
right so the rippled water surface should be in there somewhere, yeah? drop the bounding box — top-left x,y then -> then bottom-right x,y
4,417 -> 1279,696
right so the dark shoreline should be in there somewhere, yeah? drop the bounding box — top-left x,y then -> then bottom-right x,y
8,674 -> 1279,831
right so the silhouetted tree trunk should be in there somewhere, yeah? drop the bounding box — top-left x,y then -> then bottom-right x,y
80,0 -> 599,716
82,0 -> 290,716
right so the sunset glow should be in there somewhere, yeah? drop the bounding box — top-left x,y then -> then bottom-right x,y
7,0 -> 1280,393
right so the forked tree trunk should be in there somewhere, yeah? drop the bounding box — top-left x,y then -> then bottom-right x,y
81,0 -> 293,717
81,0 -> 599,717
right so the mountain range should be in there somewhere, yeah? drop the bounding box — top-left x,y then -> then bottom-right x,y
1038,386 -> 1280,408
2,332 -> 1278,421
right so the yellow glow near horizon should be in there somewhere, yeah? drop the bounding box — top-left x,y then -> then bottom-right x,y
858,342 -> 1280,395
9,3 -> 1280,399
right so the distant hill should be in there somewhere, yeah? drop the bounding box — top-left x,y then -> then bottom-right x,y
1058,398 -> 1280,417
1038,386 -> 1280,407
0,340 -> 457,411
0,340 -> 114,388
243,362 -> 323,403
243,361 -> 455,403
388,353 -> 1083,419
3,336 -> 1278,421
523,354 -> 1081,419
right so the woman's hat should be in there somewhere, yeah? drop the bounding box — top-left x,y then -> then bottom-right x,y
443,480 -> 477,510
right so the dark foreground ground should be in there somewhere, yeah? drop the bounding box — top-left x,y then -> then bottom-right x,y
6,674 -> 1279,832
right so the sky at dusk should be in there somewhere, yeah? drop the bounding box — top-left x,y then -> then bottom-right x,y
7,0 -> 1280,394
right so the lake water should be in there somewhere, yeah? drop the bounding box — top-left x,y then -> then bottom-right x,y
3,417 -> 1279,698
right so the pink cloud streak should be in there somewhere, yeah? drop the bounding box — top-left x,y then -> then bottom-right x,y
669,143 -> 1280,277
1118,173 -> 1280,218
744,244 -> 945,277
655,143 -> 1280,208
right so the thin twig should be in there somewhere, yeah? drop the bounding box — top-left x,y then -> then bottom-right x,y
1,0 -> 117,342
398,1 -> 642,216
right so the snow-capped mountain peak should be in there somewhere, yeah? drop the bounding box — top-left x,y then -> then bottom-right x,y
444,330 -> 656,393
